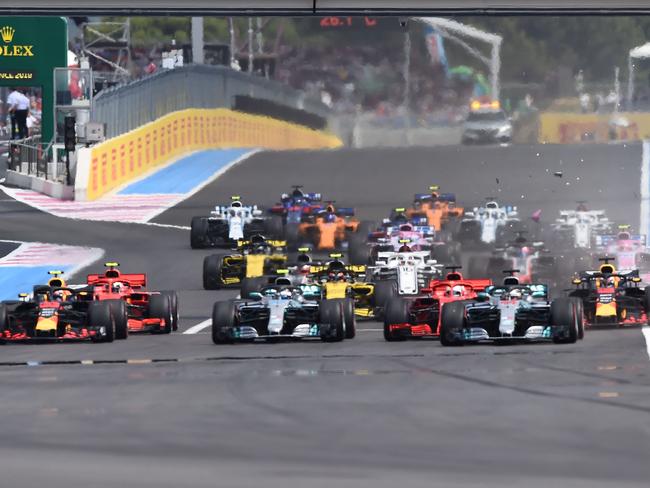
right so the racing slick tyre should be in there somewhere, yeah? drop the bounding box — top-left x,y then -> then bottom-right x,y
339,297 -> 356,339
319,299 -> 345,342
212,301 -> 237,345
203,254 -> 224,290
88,301 -> 115,343
149,294 -> 172,334
440,301 -> 466,347
383,297 -> 410,342
265,215 -> 285,239
569,297 -> 585,340
551,298 -> 578,344
160,291 -> 179,331
190,217 -> 209,249
106,299 -> 128,340
374,279 -> 397,316
348,236 -> 370,265
240,277 -> 266,299
350,220 -> 374,242
644,286 -> 650,322
285,223 -> 301,249
0,303 -> 7,337
456,220 -> 481,245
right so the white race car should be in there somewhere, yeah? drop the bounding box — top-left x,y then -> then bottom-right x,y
367,249 -> 443,313
190,197 -> 282,248
457,200 -> 519,245
552,205 -> 612,249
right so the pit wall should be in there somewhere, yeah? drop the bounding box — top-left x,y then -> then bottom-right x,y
538,112 -> 650,144
75,108 -> 342,201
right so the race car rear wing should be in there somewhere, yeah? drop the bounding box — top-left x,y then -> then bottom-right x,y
596,234 -> 646,247
335,207 -> 355,217
87,273 -> 147,288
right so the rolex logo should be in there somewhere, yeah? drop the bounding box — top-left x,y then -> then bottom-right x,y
1,26 -> 15,43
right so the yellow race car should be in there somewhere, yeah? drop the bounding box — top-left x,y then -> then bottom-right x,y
203,235 -> 288,290
308,254 -> 377,319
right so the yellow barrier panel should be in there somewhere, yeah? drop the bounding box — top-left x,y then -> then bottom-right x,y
539,112 -> 650,144
86,108 -> 342,201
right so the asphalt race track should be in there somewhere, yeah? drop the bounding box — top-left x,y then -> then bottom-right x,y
1,143 -> 650,488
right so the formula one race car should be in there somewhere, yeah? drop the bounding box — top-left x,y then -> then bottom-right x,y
594,226 -> 650,274
349,210 -> 459,265
237,247 -> 315,298
84,263 -> 178,334
439,272 -> 582,346
211,284 -> 349,343
456,199 -> 520,246
294,202 -> 370,251
0,272 -> 118,343
551,202 -> 612,250
307,254 -> 374,320
366,246 -> 443,315
203,235 -> 288,289
383,267 -> 492,341
475,232 -> 559,286
568,257 -> 650,327
407,185 -> 464,232
190,196 -> 282,248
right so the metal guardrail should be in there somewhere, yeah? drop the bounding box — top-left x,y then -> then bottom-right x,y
4,135 -> 46,177
93,64 -> 331,139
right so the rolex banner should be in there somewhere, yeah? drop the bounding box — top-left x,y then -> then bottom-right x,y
0,17 -> 67,143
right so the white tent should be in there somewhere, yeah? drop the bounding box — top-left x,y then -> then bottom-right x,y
627,42 -> 650,105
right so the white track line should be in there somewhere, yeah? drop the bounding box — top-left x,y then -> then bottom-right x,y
642,327 -> 650,360
183,319 -> 211,334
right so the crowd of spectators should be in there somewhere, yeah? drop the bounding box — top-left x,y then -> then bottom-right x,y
274,43 -> 474,125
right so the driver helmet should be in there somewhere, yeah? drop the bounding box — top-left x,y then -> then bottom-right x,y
452,285 -> 464,297
324,213 -> 336,223
279,288 -> 293,299
52,289 -> 67,302
112,282 -> 124,293
398,243 -> 412,253
509,288 -> 523,300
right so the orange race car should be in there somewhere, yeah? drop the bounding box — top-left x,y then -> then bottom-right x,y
293,203 -> 372,251
406,186 -> 464,232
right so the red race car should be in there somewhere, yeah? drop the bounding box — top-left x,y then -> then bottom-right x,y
383,266 -> 492,341
84,263 -> 179,335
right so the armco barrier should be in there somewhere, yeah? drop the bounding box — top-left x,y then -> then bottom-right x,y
539,112 -> 650,144
75,108 -> 342,201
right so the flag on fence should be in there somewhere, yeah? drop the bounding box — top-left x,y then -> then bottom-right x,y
424,26 -> 448,74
